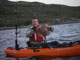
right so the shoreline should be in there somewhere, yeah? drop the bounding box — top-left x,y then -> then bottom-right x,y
0,22 -> 80,30
0,26 -> 31,30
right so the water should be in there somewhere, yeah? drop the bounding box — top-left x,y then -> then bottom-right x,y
0,23 -> 80,60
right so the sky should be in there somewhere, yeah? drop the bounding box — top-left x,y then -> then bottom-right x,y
9,0 -> 80,6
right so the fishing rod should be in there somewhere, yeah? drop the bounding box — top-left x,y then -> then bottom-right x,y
15,25 -> 20,60
15,24 -> 19,50
15,0 -> 19,50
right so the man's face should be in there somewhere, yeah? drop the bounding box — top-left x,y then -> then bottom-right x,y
32,19 -> 39,27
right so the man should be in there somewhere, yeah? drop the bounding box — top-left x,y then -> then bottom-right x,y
26,18 -> 54,47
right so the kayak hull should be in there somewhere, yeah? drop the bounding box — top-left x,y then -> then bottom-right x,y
4,45 -> 80,58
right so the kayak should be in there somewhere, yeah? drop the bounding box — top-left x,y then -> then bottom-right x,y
4,45 -> 80,58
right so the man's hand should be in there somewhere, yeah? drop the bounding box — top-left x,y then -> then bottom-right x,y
44,24 -> 50,28
36,25 -> 42,30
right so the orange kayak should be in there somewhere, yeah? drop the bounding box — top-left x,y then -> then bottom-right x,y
4,45 -> 80,58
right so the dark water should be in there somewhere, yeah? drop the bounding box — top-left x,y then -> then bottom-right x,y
0,23 -> 80,60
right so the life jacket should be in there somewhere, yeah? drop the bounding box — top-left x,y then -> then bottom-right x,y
29,27 -> 45,42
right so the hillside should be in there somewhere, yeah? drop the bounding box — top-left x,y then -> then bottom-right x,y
0,0 -> 80,27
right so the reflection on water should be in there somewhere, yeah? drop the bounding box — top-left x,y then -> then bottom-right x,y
4,56 -> 80,60
36,56 -> 80,60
